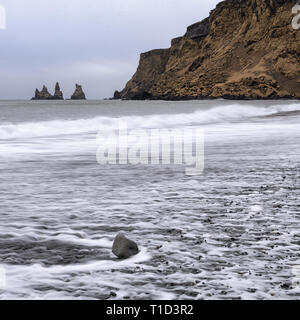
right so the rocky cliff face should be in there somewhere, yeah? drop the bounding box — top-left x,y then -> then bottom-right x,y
118,0 -> 300,100
71,84 -> 86,100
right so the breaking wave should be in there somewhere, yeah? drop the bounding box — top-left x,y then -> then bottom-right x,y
1,103 -> 299,140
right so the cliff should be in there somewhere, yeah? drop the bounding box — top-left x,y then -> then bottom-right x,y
117,0 -> 300,100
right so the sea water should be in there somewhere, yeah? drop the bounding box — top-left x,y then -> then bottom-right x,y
0,99 -> 299,299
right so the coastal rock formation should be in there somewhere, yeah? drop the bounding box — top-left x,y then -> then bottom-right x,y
32,85 -> 53,100
113,90 -> 122,99
71,84 -> 86,100
117,0 -> 300,100
31,83 -> 64,100
112,233 -> 139,259
53,82 -> 64,100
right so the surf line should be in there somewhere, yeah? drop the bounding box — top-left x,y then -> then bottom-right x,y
106,305 -> 140,318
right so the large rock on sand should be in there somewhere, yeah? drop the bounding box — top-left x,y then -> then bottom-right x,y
112,233 -> 139,259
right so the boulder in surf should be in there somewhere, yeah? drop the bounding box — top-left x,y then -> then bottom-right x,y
112,233 -> 139,259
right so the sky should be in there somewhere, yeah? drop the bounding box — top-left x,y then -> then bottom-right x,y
0,0 -> 221,99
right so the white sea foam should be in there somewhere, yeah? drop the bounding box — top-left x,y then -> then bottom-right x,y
0,103 -> 299,140
0,101 -> 299,300
0,248 -> 152,300
250,205 -> 263,213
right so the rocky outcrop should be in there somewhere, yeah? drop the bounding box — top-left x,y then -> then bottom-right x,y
113,90 -> 122,99
185,18 -> 210,40
32,89 -> 41,100
31,83 -> 64,100
32,85 -> 53,100
71,84 -> 86,100
112,233 -> 139,259
53,82 -> 63,100
117,0 -> 300,100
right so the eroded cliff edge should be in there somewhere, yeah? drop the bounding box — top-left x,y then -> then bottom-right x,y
117,0 -> 300,100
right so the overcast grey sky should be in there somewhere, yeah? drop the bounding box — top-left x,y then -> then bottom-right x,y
0,0 -> 220,99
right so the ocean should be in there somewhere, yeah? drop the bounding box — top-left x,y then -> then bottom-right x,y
0,99 -> 299,300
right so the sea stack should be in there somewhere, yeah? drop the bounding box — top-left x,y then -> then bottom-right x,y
31,85 -> 53,100
53,82 -> 64,100
71,84 -> 86,100
31,83 -> 64,100
116,0 -> 300,100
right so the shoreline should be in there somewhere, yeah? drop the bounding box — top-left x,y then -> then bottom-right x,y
0,97 -> 300,103
1,101 -> 299,299
113,96 -> 300,102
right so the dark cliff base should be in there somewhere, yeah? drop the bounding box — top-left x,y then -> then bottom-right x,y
119,92 -> 299,101
116,0 -> 300,101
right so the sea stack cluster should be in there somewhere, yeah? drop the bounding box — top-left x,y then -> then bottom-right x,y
31,83 -> 86,100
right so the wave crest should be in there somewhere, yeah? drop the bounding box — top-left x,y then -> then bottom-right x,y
0,103 -> 299,140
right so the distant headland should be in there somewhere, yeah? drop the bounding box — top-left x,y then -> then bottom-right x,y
115,0 -> 300,100
31,83 -> 86,100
